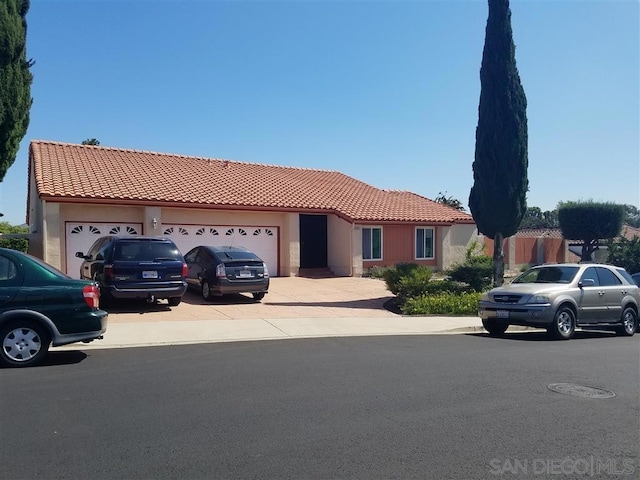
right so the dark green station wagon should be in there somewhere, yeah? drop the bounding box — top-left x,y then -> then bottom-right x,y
0,248 -> 107,367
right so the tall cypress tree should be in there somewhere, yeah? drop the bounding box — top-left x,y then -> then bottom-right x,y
0,0 -> 33,182
469,0 -> 528,286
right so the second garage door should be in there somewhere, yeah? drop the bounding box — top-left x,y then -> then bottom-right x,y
163,224 -> 278,276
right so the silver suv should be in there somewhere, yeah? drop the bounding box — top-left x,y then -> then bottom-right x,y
479,263 -> 639,339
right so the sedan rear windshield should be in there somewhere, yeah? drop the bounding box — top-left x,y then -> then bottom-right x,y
115,241 -> 183,262
512,266 -> 579,284
213,249 -> 262,262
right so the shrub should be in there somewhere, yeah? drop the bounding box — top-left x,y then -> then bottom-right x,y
395,266 -> 434,299
402,292 -> 481,315
380,263 -> 421,295
446,260 -> 493,292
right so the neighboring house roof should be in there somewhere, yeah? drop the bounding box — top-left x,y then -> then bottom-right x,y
29,140 -> 474,224
515,228 -> 564,239
621,224 -> 640,240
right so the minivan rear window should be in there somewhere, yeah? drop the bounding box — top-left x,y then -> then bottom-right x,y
115,241 -> 183,262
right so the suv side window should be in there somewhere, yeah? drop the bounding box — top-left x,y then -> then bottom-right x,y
87,237 -> 108,258
596,267 -> 621,286
580,267 -> 599,286
96,241 -> 112,261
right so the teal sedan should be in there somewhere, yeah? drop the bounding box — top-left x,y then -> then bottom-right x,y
0,248 -> 108,367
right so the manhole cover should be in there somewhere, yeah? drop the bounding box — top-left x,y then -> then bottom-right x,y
548,383 -> 615,399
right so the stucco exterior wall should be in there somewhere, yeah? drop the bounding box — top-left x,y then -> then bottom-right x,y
27,167 -> 44,259
439,223 -> 480,270
327,215 -> 352,276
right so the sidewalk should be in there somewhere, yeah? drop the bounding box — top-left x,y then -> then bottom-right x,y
62,315 -> 486,350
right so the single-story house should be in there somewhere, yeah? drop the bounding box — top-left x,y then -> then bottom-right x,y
27,140 -> 479,278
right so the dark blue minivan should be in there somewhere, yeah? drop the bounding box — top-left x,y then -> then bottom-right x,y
76,236 -> 188,306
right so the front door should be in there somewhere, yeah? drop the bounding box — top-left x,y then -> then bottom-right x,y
299,214 -> 327,269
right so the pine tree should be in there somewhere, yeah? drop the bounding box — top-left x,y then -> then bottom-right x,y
469,0 -> 528,286
0,0 -> 33,182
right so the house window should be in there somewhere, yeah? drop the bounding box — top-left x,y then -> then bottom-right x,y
415,227 -> 435,260
362,227 -> 382,261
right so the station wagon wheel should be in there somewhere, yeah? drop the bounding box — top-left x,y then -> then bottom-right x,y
617,307 -> 638,336
0,320 -> 51,368
549,306 -> 575,340
482,319 -> 508,336
201,281 -> 213,301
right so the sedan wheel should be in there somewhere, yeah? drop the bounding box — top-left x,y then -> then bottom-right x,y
202,281 -> 213,301
0,321 -> 51,367
549,306 -> 575,340
617,307 -> 637,336
252,292 -> 266,301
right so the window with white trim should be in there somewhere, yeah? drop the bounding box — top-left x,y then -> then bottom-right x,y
362,227 -> 382,261
415,227 -> 435,259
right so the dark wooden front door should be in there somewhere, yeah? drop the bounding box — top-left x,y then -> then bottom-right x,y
299,214 -> 327,269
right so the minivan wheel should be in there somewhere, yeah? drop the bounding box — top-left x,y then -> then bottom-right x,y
549,306 -> 575,340
252,292 -> 266,301
168,297 -> 182,307
202,281 -> 213,301
616,307 -> 637,336
0,320 -> 51,367
482,319 -> 508,336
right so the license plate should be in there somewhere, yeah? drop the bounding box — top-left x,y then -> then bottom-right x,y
496,310 -> 510,319
238,269 -> 253,278
142,270 -> 158,279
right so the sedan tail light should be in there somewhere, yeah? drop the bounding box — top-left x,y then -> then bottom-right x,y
263,262 -> 269,278
182,263 -> 188,278
216,263 -> 226,278
83,284 -> 100,308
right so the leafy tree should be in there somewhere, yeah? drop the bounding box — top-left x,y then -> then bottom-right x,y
606,236 -> 640,274
623,204 -> 640,228
519,206 -> 559,229
435,192 -> 465,211
0,221 -> 28,252
0,0 -> 33,182
468,0 -> 528,286
81,138 -> 100,145
558,201 -> 624,261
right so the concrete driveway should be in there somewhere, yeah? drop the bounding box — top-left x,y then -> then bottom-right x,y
105,276 -> 398,323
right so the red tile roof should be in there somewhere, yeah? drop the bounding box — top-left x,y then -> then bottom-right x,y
29,140 -> 474,224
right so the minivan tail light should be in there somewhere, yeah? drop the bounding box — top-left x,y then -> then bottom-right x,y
83,284 -> 100,308
182,263 -> 188,278
263,262 -> 269,278
104,264 -> 114,281
216,263 -> 226,278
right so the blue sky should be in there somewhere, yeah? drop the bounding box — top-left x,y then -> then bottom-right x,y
2,0 -> 639,226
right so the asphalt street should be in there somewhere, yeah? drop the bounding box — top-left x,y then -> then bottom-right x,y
1,332 -> 639,480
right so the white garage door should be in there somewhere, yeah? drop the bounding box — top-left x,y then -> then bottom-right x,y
65,223 -> 142,278
162,224 -> 278,276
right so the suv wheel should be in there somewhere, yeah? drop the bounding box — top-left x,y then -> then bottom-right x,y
549,306 -> 575,340
168,297 -> 182,307
616,307 -> 637,336
482,319 -> 508,336
202,281 -> 213,301
0,320 -> 51,367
